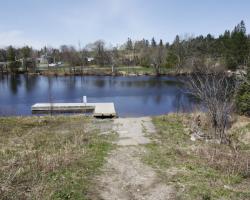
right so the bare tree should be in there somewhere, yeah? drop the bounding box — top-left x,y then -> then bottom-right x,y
110,47 -> 120,73
60,45 -> 80,74
151,45 -> 166,75
172,35 -> 186,72
93,40 -> 106,66
187,62 -> 238,144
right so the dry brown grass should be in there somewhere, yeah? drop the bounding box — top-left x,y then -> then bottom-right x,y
0,115 -> 115,200
186,113 -> 250,178
144,114 -> 250,200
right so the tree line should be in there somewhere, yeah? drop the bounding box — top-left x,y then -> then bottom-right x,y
0,21 -> 249,74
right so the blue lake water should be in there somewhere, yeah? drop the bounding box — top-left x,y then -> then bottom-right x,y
0,74 -> 197,117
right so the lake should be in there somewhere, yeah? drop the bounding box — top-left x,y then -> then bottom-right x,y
0,74 -> 198,117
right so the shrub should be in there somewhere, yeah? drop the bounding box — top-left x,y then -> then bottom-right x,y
236,68 -> 250,116
236,82 -> 250,116
8,61 -> 21,73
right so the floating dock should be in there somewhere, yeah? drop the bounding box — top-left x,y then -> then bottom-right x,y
31,103 -> 117,117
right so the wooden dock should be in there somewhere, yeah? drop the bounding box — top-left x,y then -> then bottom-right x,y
31,102 -> 117,117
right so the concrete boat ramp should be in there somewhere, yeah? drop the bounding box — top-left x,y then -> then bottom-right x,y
31,102 -> 117,117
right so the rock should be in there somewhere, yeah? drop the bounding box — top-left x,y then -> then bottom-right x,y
190,135 -> 196,141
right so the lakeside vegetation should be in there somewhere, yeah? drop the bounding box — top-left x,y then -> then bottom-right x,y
144,114 -> 250,200
0,116 -> 115,199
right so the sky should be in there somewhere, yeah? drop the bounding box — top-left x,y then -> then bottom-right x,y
0,0 -> 250,49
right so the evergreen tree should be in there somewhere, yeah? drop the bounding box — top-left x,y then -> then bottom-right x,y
165,50 -> 178,68
0,49 -> 7,62
173,35 -> 180,45
236,67 -> 250,116
151,37 -> 157,47
7,46 -> 21,72
165,42 -> 170,48
231,20 -> 248,68
7,46 -> 16,62
159,39 -> 163,47
126,38 -> 133,51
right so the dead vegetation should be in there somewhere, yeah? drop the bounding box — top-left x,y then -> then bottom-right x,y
186,113 -> 250,179
0,115 -> 115,200
187,64 -> 238,144
144,114 -> 250,200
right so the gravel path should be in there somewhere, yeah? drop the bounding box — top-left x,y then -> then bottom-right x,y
94,117 -> 175,200
113,117 -> 154,146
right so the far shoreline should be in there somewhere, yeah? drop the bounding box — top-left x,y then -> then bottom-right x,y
0,70 -> 191,77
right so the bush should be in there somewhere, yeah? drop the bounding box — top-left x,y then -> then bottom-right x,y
8,61 -> 21,73
236,82 -> 250,116
236,67 -> 250,116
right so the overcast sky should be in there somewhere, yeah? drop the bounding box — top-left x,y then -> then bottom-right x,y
0,0 -> 249,49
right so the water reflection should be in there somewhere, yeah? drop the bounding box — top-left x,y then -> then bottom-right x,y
93,79 -> 106,88
0,74 -> 5,82
0,75 -> 197,117
10,74 -> 21,94
68,76 -> 77,90
24,75 -> 38,92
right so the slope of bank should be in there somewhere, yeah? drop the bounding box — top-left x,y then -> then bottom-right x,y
1,114 -> 249,199
0,116 -> 115,199
144,114 -> 250,199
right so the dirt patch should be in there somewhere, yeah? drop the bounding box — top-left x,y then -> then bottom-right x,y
93,117 -> 175,200
94,147 -> 175,200
113,117 -> 155,146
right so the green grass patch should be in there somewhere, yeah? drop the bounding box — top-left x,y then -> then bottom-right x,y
143,114 -> 250,200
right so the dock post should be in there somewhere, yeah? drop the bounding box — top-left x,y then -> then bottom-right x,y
83,96 -> 87,106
